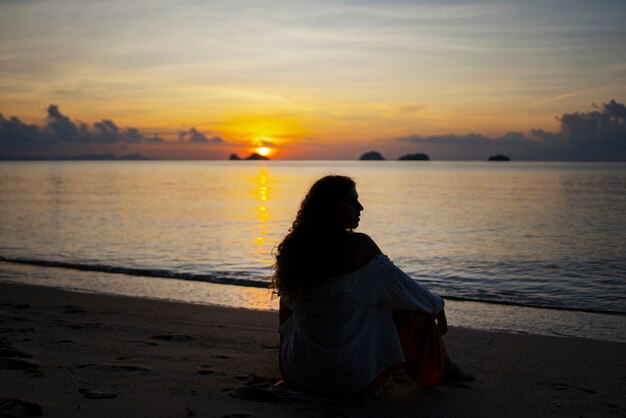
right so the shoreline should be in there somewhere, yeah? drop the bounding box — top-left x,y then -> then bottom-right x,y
1,260 -> 625,343
2,257 -> 624,316
1,281 -> 625,417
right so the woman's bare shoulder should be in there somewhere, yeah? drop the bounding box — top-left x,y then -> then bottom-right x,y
349,232 -> 382,264
324,232 -> 382,278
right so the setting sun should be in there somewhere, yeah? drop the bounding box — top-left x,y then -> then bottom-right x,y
255,146 -> 272,157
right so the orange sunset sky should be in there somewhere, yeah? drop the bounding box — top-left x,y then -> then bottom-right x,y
1,0 -> 625,160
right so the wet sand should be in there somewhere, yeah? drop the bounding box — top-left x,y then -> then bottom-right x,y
0,281 -> 624,417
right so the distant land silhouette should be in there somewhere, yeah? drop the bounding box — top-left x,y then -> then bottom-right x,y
0,153 -> 152,161
398,153 -> 430,161
488,154 -> 511,161
229,153 -> 270,160
359,151 -> 385,160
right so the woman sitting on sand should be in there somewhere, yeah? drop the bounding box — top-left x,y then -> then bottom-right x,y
272,175 -> 470,396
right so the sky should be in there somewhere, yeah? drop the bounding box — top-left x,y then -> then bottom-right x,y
1,0 -> 625,160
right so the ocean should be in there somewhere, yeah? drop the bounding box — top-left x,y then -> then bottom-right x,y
1,161 -> 625,341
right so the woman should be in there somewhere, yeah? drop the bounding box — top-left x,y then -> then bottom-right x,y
272,175 -> 469,397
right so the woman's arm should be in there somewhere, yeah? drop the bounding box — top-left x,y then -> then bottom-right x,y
370,254 -> 445,314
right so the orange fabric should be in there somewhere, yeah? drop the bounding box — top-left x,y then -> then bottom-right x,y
353,310 -> 447,396
392,309 -> 447,387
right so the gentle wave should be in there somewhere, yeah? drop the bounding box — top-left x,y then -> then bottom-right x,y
1,256 -> 624,316
0,256 -> 270,289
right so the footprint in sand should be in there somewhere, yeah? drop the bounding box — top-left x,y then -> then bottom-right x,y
53,319 -> 102,330
0,398 -> 42,417
198,369 -> 224,376
197,364 -> 222,376
129,340 -> 158,347
0,348 -> 31,358
78,388 -> 118,399
149,335 -> 193,342
0,359 -> 40,371
228,386 -> 279,402
0,338 -> 31,359
0,327 -> 35,333
77,363 -> 149,372
60,304 -> 86,314
0,358 -> 42,376
550,381 -> 597,395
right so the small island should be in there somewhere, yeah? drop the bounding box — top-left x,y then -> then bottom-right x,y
398,153 -> 430,161
488,154 -> 511,161
229,153 -> 270,161
359,151 -> 385,160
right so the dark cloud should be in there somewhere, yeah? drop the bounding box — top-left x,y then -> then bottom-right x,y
531,99 -> 626,160
45,104 -> 79,140
0,114 -> 40,143
0,105 -> 165,152
178,127 -> 224,143
1,106 -> 229,159
1,105 -> 229,158
397,100 -> 626,161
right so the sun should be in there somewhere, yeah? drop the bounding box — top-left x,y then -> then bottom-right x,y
255,146 -> 272,157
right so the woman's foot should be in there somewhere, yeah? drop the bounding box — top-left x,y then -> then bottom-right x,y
444,361 -> 475,382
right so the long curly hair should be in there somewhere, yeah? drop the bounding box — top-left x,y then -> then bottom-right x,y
271,175 -> 356,295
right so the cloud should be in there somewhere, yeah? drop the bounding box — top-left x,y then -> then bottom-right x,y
45,104 -> 79,140
178,127 -> 223,143
0,105 -> 165,151
396,100 -> 626,161
532,99 -> 626,160
0,114 -> 40,144
1,105 -> 229,158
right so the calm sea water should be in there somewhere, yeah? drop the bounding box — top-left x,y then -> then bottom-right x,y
0,161 -> 625,316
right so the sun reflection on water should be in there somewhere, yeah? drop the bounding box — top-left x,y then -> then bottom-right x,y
253,167 -> 273,264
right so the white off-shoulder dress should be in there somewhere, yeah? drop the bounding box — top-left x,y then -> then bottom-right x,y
279,254 -> 444,395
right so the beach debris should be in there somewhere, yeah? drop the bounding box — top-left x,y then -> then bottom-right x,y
0,398 -> 42,417
78,389 -> 118,399
149,334 -> 193,342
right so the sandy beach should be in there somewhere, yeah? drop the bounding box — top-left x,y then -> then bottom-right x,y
0,281 -> 624,418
